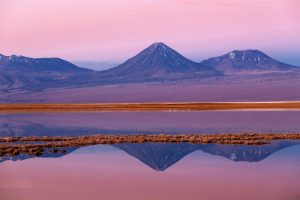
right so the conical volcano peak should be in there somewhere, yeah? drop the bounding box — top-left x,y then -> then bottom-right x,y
150,42 -> 167,48
102,42 -> 218,80
143,42 -> 181,59
146,42 -> 172,53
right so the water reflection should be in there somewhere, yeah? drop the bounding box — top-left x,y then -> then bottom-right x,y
1,111 -> 300,136
114,140 -> 300,170
1,141 -> 299,171
1,111 -> 300,200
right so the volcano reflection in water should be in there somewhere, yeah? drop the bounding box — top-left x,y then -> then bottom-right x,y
1,140 -> 299,171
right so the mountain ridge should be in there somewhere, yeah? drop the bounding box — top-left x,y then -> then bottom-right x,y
1,42 -> 299,91
0,54 -> 91,73
0,54 -> 92,91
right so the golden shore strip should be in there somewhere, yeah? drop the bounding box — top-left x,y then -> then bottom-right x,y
1,102 -> 300,112
1,133 -> 300,156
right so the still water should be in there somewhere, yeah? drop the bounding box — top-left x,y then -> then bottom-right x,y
1,111 -> 300,136
1,142 -> 300,200
0,111 -> 300,200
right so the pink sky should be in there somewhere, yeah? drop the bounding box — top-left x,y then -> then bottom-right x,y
1,0 -> 300,65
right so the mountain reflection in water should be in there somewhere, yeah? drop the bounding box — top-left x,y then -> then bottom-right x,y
1,140 -> 299,171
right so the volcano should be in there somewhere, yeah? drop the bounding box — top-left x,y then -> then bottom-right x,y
100,42 -> 220,81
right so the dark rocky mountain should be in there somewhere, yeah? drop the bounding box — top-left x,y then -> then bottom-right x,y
0,54 -> 92,91
99,42 -> 220,81
201,50 -> 299,74
1,44 -> 300,92
0,54 -> 89,73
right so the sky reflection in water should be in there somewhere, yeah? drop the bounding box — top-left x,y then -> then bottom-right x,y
0,111 -> 300,200
1,111 -> 300,136
0,142 -> 300,200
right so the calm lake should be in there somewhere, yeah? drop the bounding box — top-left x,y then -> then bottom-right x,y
1,111 -> 300,136
1,111 -> 300,200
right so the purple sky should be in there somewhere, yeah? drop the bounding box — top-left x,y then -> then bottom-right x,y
1,0 -> 300,68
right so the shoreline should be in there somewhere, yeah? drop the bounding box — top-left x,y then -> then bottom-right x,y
1,133 -> 300,156
1,102 -> 300,112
